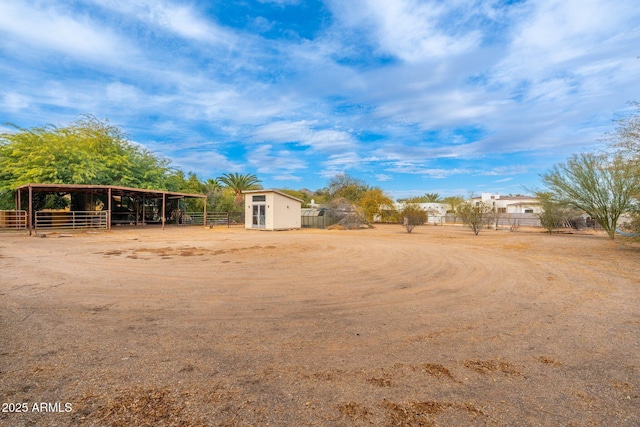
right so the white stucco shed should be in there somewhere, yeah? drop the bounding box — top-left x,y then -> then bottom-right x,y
242,189 -> 302,230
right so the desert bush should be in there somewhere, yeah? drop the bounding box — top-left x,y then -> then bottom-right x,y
459,202 -> 491,235
401,204 -> 427,233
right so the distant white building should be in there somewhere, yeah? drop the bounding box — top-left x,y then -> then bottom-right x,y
395,202 -> 451,224
469,193 -> 541,214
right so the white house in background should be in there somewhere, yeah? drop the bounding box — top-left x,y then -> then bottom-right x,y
394,202 -> 451,224
243,189 -> 302,230
469,193 -> 541,214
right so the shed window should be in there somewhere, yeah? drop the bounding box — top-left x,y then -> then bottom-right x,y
525,209 -> 534,213
252,195 -> 266,202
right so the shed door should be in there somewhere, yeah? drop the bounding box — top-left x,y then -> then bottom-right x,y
252,204 -> 266,228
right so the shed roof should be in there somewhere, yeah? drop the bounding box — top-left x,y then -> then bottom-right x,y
242,189 -> 304,203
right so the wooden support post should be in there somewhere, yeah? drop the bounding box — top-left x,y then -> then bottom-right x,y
16,190 -> 22,231
135,197 -> 139,226
162,193 -> 166,230
28,185 -> 33,236
107,188 -> 112,231
203,197 -> 207,227
142,197 -> 145,225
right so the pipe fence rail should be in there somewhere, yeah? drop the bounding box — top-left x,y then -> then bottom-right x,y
183,212 -> 243,227
35,211 -> 108,230
0,210 -> 27,232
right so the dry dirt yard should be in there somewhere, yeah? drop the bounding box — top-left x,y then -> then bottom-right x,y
0,224 -> 639,426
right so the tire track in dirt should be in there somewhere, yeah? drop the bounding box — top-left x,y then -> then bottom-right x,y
2,226 -> 639,426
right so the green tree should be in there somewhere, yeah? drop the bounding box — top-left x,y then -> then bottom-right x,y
358,188 -> 396,223
535,191 -> 571,234
326,173 -> 369,202
311,188 -> 330,206
0,115 -> 171,192
397,193 -> 442,203
279,189 -> 312,206
608,102 -> 640,168
608,102 -> 640,235
213,189 -> 240,213
401,204 -> 427,233
541,153 -> 639,239
172,171 -> 207,211
217,172 -> 261,206
0,191 -> 12,210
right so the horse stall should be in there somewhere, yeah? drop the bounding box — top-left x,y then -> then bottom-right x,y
13,184 -> 207,235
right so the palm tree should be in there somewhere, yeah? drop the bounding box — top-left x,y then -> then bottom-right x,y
217,172 -> 262,205
204,178 -> 222,193
424,193 -> 442,203
442,195 -> 465,223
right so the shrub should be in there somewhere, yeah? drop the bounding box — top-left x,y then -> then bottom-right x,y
401,204 -> 427,233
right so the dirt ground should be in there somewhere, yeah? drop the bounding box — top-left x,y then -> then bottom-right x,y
1,224 -> 639,426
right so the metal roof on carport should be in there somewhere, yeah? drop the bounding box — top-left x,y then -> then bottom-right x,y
14,183 -> 206,200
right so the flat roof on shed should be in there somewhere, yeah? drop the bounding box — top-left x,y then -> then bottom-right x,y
242,189 -> 304,203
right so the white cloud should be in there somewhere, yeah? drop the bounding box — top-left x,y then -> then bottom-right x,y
326,0 -> 487,62
304,129 -> 357,152
252,120 -> 317,143
2,92 -> 31,112
166,150 -> 243,177
105,82 -> 142,104
89,0 -> 237,46
1,0 -> 638,194
0,1 -> 135,64
272,174 -> 302,181
246,144 -> 307,177
323,152 -> 362,168
490,0 -> 640,94
481,165 -> 529,176
252,121 -> 357,153
421,168 -> 475,179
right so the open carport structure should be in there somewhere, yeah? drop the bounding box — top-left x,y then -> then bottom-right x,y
14,183 -> 207,235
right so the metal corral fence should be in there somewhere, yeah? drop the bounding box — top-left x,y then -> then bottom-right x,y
428,215 -> 447,225
183,212 -> 244,227
35,211 -> 108,230
491,213 -> 541,228
443,213 -> 541,228
0,210 -> 27,232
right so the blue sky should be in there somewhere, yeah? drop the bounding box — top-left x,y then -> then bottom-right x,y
1,0 -> 638,199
